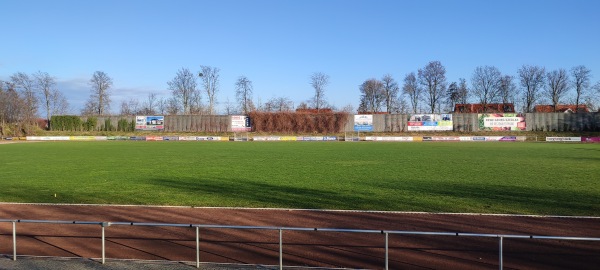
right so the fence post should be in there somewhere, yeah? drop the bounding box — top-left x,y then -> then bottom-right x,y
196,226 -> 200,268
279,229 -> 283,270
12,221 -> 16,261
385,232 -> 389,270
499,236 -> 503,270
101,222 -> 110,264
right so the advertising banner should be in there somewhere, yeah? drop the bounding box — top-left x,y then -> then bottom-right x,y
583,137 -> 600,142
231,115 -> 251,132
546,137 -> 582,142
26,136 -> 70,141
195,136 -> 225,141
462,136 -> 526,141
107,136 -> 129,140
69,136 -> 107,141
407,114 -> 453,131
365,137 -> 413,141
135,116 -> 164,131
354,115 -> 373,131
478,113 -> 526,131
253,136 -> 297,141
431,136 -> 460,141
253,136 -> 280,141
297,136 -> 338,141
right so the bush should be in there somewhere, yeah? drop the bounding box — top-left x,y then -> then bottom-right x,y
83,117 -> 97,131
50,115 -> 82,131
247,111 -> 349,134
103,118 -> 114,131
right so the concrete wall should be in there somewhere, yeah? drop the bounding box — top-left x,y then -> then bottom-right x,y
86,113 -> 600,133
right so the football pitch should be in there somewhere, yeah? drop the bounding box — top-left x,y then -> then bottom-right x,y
1,141 -> 599,216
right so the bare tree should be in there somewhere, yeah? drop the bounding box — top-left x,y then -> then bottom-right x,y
457,78 -> 469,105
235,76 -> 254,114
591,81 -> 600,111
546,69 -> 570,112
296,101 -> 309,111
264,96 -> 294,112
86,71 -> 113,115
402,72 -> 420,113
140,92 -> 157,115
518,65 -> 545,113
120,98 -> 140,115
49,89 -> 69,117
393,90 -> 409,114
156,97 -> 168,115
571,65 -> 592,113
167,68 -> 198,114
340,103 -> 355,113
199,65 -> 220,115
448,78 -> 470,111
381,74 -> 399,113
10,72 -> 38,121
0,81 -> 27,124
447,82 -> 460,112
33,71 -> 66,129
471,66 -> 502,112
166,97 -> 180,115
358,78 -> 385,113
81,100 -> 98,116
418,61 -> 447,113
120,100 -> 132,115
310,72 -> 329,111
223,97 -> 236,115
498,75 -> 517,105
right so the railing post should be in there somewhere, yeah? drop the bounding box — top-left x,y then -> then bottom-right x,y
279,229 -> 283,270
101,225 -> 105,264
499,236 -> 503,270
196,226 -> 200,268
101,222 -> 110,264
385,232 -> 389,270
12,221 -> 16,261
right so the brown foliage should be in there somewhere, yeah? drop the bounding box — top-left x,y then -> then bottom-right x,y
248,111 -> 348,134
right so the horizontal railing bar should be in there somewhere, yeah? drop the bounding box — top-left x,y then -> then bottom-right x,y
457,233 -> 531,238
532,236 -> 600,241
386,230 -> 458,236
110,222 -> 194,227
2,219 -> 599,241
316,228 -> 381,233
3,220 -> 103,225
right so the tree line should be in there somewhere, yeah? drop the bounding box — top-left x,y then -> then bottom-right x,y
85,68 -> 339,117
0,72 -> 69,134
359,61 -> 599,115
2,62 -> 600,135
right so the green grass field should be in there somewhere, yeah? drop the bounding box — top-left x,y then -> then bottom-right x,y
1,141 -> 599,216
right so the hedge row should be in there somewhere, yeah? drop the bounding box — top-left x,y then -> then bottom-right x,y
247,112 -> 349,134
50,116 -> 135,132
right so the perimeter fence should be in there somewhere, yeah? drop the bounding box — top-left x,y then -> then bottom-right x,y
1,219 -> 599,270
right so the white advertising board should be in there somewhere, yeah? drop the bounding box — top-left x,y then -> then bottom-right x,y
546,137 -> 581,142
135,116 -> 165,130
231,115 -> 251,132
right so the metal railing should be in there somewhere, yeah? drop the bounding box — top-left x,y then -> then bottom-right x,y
1,219 -> 599,270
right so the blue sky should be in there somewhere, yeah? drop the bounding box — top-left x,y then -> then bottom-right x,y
1,0 -> 599,114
